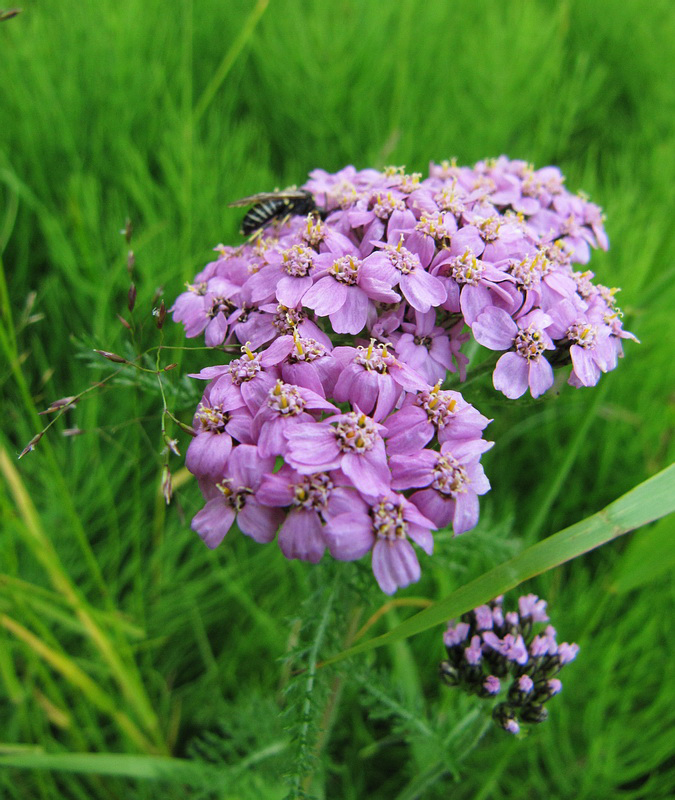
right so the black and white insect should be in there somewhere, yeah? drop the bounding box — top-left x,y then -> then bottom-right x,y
229,188 -> 321,236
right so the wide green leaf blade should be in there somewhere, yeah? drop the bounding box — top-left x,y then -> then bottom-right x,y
321,463 -> 675,667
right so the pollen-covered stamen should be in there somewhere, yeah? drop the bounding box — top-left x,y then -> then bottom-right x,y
330,255 -> 361,285
273,304 -> 307,335
447,251 -> 484,286
540,241 -> 571,269
566,322 -> 598,349
370,191 -> 405,219
597,283 -> 620,310
195,401 -> 229,434
416,212 -> 453,241
521,169 -> 541,198
514,326 -> 547,361
300,215 -> 326,247
413,335 -> 433,348
228,344 -> 263,384
253,236 -> 273,256
334,412 -> 379,453
281,244 -> 314,276
476,216 -> 501,242
383,239 -> 422,274
572,270 -> 596,299
509,254 -> 550,288
328,180 -> 359,209
292,473 -> 334,511
216,479 -> 252,511
431,454 -> 470,497
415,383 -> 458,429
186,281 -> 208,296
399,172 -> 422,193
354,340 -> 393,373
434,184 -> 465,216
371,498 -> 408,541
383,165 -> 406,179
432,158 -> 461,180
267,380 -> 306,416
290,333 -> 327,363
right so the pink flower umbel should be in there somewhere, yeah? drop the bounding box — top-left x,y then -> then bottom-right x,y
191,445 -> 283,548
174,158 -> 635,594
323,493 -> 435,594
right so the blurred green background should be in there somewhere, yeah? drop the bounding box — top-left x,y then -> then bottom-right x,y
0,1 -> 673,798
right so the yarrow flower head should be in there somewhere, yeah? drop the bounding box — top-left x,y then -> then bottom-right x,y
171,158 -> 635,595
440,593 -> 579,734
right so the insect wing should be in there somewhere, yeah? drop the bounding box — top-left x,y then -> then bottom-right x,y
228,189 -> 310,208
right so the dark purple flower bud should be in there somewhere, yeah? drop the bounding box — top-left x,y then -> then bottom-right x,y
444,622 -> 470,649
40,396 -> 77,415
482,675 -> 501,696
465,635 -> 483,665
440,661 -> 460,686
94,349 -> 128,363
493,703 -> 520,735
557,642 -> 580,665
128,283 -> 137,312
504,611 -> 520,629
62,428 -> 84,437
121,218 -> 133,244
19,431 -> 44,458
520,704 -> 548,724
155,300 -> 167,329
474,605 -> 494,631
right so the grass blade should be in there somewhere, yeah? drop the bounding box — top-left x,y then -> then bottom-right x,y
0,752 -> 208,781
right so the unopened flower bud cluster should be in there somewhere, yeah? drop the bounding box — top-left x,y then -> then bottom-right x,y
172,157 -> 635,595
440,594 -> 579,734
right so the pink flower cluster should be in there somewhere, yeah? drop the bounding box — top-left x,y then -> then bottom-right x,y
172,158 -> 635,594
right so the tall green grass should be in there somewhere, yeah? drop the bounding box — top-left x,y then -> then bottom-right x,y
0,0 -> 673,797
